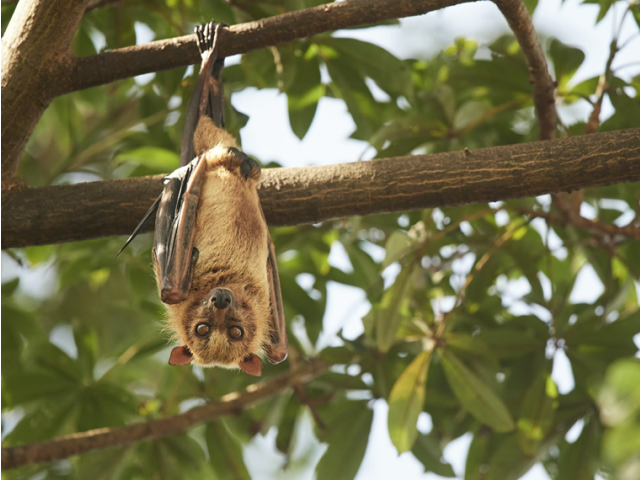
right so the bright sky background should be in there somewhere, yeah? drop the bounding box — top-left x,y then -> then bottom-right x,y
2,0 -> 639,478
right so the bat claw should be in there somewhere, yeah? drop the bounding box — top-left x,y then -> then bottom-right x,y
227,147 -> 261,180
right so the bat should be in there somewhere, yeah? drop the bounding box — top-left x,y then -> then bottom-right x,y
118,22 -> 287,376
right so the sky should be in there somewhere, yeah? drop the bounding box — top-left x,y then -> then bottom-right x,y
2,0 -> 639,478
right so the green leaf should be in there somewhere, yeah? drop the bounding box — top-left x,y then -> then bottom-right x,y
316,401 -> 374,480
325,56 -> 379,141
477,329 -> 545,358
114,146 -> 179,173
487,433 -> 538,480
444,333 -> 494,359
440,348 -> 515,432
583,0 -> 615,24
388,349 -> 433,453
453,100 -> 490,131
288,84 -> 324,139
556,416 -> 601,480
283,47 -> 323,139
465,431 -> 490,480
206,421 -> 251,480
276,401 -> 300,454
517,368 -> 558,455
523,0 -> 539,15
411,432 -> 456,477
23,245 -> 56,266
320,37 -> 412,97
435,85 -> 456,122
376,262 -> 417,352
549,39 -> 585,90
383,230 -> 412,268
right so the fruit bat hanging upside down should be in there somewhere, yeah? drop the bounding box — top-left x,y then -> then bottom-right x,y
117,22 -> 287,376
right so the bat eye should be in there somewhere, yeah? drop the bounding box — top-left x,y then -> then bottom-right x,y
228,326 -> 243,340
242,303 -> 248,308
195,323 -> 211,337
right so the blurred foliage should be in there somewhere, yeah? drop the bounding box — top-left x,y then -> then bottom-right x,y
2,0 -> 640,479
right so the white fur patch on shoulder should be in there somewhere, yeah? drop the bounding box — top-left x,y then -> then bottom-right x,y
203,146 -> 232,169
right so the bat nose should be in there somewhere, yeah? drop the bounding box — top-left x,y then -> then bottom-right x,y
210,288 -> 232,310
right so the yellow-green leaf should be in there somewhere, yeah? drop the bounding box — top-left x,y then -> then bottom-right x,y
376,263 -> 417,352
388,349 -> 433,453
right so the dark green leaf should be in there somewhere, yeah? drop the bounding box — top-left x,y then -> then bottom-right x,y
206,421 -> 251,480
316,401 -> 373,480
440,348 -> 515,432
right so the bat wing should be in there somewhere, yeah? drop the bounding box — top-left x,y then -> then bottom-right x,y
261,207 -> 288,364
153,155 -> 208,304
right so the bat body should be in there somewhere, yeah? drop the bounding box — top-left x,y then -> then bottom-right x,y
119,23 -> 287,376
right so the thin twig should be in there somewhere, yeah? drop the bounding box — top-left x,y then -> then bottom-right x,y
1,360 -> 328,469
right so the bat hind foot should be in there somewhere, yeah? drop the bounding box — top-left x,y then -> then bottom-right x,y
228,147 -> 261,180
195,22 -> 218,57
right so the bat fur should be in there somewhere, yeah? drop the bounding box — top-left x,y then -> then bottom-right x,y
160,117 -> 273,371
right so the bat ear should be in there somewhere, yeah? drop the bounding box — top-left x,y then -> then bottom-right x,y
169,346 -> 193,366
239,354 -> 262,376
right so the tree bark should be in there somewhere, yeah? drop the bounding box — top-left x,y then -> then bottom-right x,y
1,360 -> 328,469
53,0 -> 479,95
1,0 -> 90,182
3,129 -> 639,249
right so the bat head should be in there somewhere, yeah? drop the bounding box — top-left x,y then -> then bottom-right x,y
167,286 -> 267,376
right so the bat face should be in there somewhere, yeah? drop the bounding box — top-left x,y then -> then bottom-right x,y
168,286 -> 268,376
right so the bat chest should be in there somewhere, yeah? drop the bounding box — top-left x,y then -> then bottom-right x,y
192,168 -> 268,278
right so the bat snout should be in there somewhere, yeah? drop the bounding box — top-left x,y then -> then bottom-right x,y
208,288 -> 234,310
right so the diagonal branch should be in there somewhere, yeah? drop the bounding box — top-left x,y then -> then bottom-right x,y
1,360 -> 328,469
2,129 -> 639,249
493,0 -> 557,141
52,0 -> 479,95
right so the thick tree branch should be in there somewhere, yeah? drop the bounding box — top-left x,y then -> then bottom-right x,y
1,0 -> 90,182
52,0 -> 479,95
3,129 -> 639,249
493,0 -> 557,141
1,360 -> 328,469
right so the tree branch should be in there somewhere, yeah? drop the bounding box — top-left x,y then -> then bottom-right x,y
505,206 -> 640,241
493,0 -> 557,141
3,129 -> 639,249
52,0 -> 479,95
1,0 -> 90,181
1,360 -> 328,469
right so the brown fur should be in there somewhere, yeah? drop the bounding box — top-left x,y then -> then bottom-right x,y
158,116 -> 271,369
